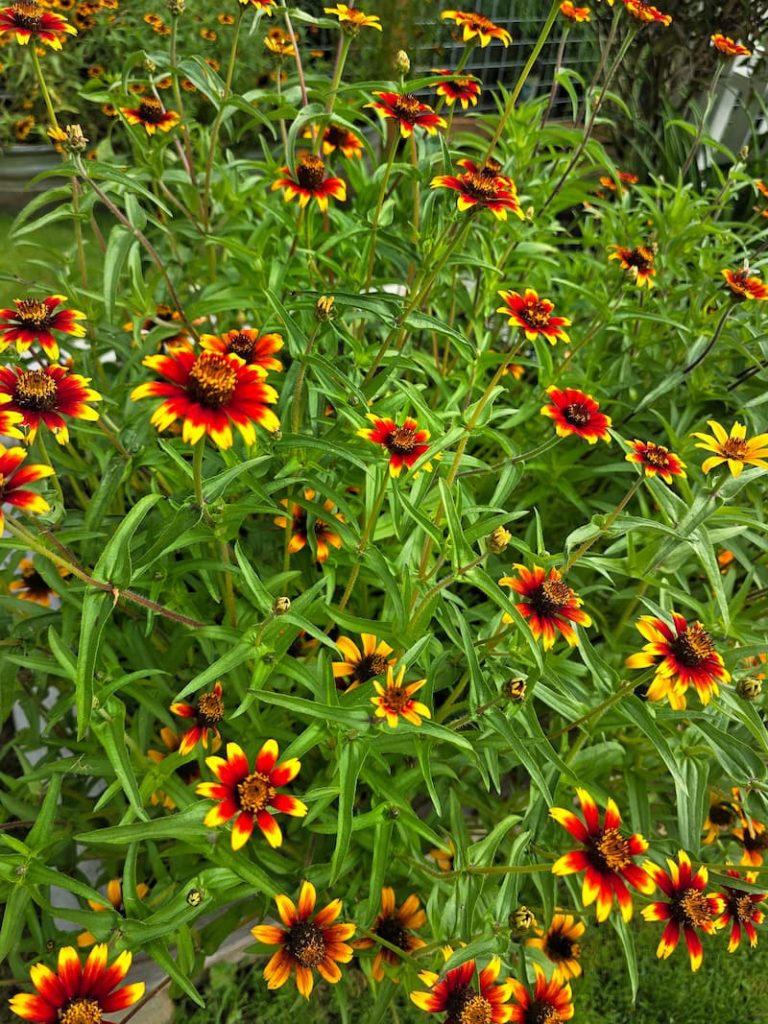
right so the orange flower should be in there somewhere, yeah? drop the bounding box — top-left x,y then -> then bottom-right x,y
367,92 -> 446,138
332,633 -> 395,691
200,329 -> 283,373
196,740 -> 307,850
304,123 -> 364,158
357,414 -> 437,477
0,1 -> 77,47
710,33 -> 750,56
540,386 -> 611,444
9,944 -> 144,1022
355,887 -> 427,980
497,289 -> 571,344
441,10 -> 511,47
622,0 -> 671,25
0,294 -> 85,361
238,0 -> 276,9
722,268 -> 768,301
9,557 -> 68,607
702,791 -> 739,844
431,68 -> 481,109
733,816 -> 768,868
526,913 -> 585,983
121,97 -> 180,135
498,565 -> 591,650
0,444 -> 53,534
714,870 -> 765,951
371,665 -> 430,728
411,957 -> 514,1021
599,170 -> 639,192
324,4 -> 381,32
431,162 -> 523,220
508,964 -> 573,1023
252,881 -> 356,998
560,2 -> 591,21
0,364 -> 101,445
641,851 -> 724,971
274,488 -> 344,563
608,244 -> 656,287
625,440 -> 686,484
272,153 -> 346,211
170,680 -> 225,755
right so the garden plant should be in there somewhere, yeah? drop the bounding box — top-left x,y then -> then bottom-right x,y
0,1 -> 767,1022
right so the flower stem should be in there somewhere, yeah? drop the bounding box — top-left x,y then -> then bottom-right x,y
362,129 -> 400,291
291,324 -> 321,434
192,438 -> 208,519
680,62 -> 725,180
683,302 -> 734,374
337,470 -> 389,612
562,475 -> 643,572
325,33 -> 352,123
29,46 -> 58,130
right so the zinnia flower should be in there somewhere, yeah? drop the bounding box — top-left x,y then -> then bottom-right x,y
626,612 -> 730,710
130,345 -> 279,449
367,92 -> 446,138
9,944 -> 145,1023
238,0 -> 276,9
313,124 -> 364,158
355,887 -> 427,981
508,964 -> 573,1024
733,816 -> 768,868
622,0 -> 671,25
0,295 -> 85,361
0,1 -> 77,48
498,565 -> 591,650
273,488 -> 344,563
714,870 -> 765,951
332,633 -> 395,691
77,879 -> 149,948
540,386 -> 611,444
722,268 -> 768,300
431,68 -> 482,109
9,557 -> 68,607
147,727 -> 201,811
599,170 -> 639,192
526,913 -> 585,982
411,956 -> 514,1022
431,164 -> 523,220
608,244 -> 656,287
251,881 -> 356,998
550,788 -> 655,921
121,97 -> 180,135
371,665 -> 430,728
0,364 -> 101,445
170,680 -> 225,755
702,792 -> 739,844
641,851 -> 724,971
357,414 -> 436,477
692,420 -> 768,477
272,153 -> 347,211
196,740 -> 307,850
324,4 -> 381,31
711,34 -> 751,57
0,445 -> 53,534
497,289 -> 571,344
441,10 -> 512,47
560,2 -> 591,21
200,329 -> 283,373
625,440 -> 686,483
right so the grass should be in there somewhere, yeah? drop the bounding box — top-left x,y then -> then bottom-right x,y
0,211 -> 98,308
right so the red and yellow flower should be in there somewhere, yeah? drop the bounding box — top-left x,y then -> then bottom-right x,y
9,557 -> 68,607
274,489 -> 344,563
332,633 -> 395,691
431,68 -> 482,109
9,944 -> 145,1023
622,0 -> 671,25
710,33 -> 751,57
357,414 -> 436,477
196,740 -> 307,850
499,565 -> 591,651
441,10 -> 512,47
599,170 -> 639,192
411,956 -> 514,1022
200,329 -> 283,373
0,295 -> 85,361
560,2 -> 591,21
508,963 -> 573,1024
692,420 -> 768,477
0,445 -> 53,534
625,440 -> 686,484
497,289 -> 571,344
324,4 -> 381,32
0,364 -> 101,445
550,788 -> 654,922
251,881 -> 356,999
147,727 -> 201,811
371,664 -> 430,728
367,92 -> 446,138
121,97 -> 180,135
626,612 -> 730,709
722,268 -> 768,300
272,153 -> 347,211
131,345 -> 279,449
733,816 -> 768,868
608,244 -> 656,287
0,1 -> 77,48
714,870 -> 765,951
170,680 -> 225,756
540,386 -> 611,444
641,851 -> 724,971
304,123 -> 364,158
238,0 -> 276,9
431,163 -> 523,220
526,913 -> 585,982
77,879 -> 149,948
355,887 -> 427,981
703,791 -> 739,844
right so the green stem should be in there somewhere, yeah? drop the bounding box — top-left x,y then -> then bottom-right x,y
202,8 -> 244,232
683,302 -> 734,373
362,130 -> 399,290
459,435 -> 563,477
562,475 -> 643,572
337,470 -> 389,612
34,430 -> 64,508
30,47 -> 58,130
680,63 -> 725,180
169,15 -> 197,190
550,678 -> 643,744
291,324 -> 321,434
192,438 -> 208,518
71,180 -> 88,291
324,33 -> 352,124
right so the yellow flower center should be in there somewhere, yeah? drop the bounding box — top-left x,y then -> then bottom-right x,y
187,352 -> 238,408
381,684 -> 411,713
11,1 -> 43,29
296,154 -> 326,190
386,426 -> 418,455
530,577 -> 572,616
669,623 -> 714,668
196,690 -> 224,726
460,996 -> 494,1024
14,369 -> 58,411
59,1000 -> 103,1024
286,920 -> 326,967
14,298 -> 52,329
137,98 -> 165,124
592,827 -> 631,871
237,771 -> 275,813
733,893 -> 754,923
719,437 -> 748,460
392,93 -> 424,124
527,1003 -> 562,1024
677,888 -> 713,928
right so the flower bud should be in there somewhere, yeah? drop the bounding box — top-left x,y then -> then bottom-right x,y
186,888 -> 204,906
738,677 -> 762,701
509,905 -> 536,935
315,295 -> 335,321
502,678 -> 526,703
47,123 -> 89,154
273,596 -> 291,615
167,0 -> 185,14
394,49 -> 410,74
486,526 -> 511,554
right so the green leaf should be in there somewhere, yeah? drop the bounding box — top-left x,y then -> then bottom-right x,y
91,698 -> 148,820
75,589 -> 113,739
330,742 -> 367,884
145,939 -> 205,1007
76,806 -> 206,845
93,493 -> 163,584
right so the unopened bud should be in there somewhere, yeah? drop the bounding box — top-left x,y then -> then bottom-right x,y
486,526 -> 511,554
186,888 -> 204,906
394,49 -> 410,74
273,596 -> 291,615
738,677 -> 762,701
315,295 -> 335,321
739,144 -> 749,161
48,123 -> 89,154
144,57 -> 157,74
502,678 -> 526,703
509,905 -> 536,935
167,0 -> 185,14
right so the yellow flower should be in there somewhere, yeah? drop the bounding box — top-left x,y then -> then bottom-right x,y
324,4 -> 381,32
692,420 -> 768,477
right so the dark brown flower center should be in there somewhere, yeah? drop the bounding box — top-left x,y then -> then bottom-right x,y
11,2 -> 43,29
382,685 -> 410,713
625,248 -> 653,271
296,154 -> 326,190
14,369 -> 58,411
730,892 -> 754,923
20,567 -> 52,597
460,995 -> 494,1024
590,827 -> 631,871
444,985 -> 474,1024
287,920 -> 326,967
375,914 -> 409,950
520,301 -> 552,328
324,125 -> 348,148
464,14 -> 496,31
15,298 -> 52,329
353,652 -> 389,684
59,1000 -> 103,1024
545,929 -> 578,962
186,353 -> 238,408
196,690 -> 223,727
480,158 -> 502,177
669,624 -> 714,668
742,829 -> 768,853
709,801 -> 736,827
386,426 -> 418,455
526,1002 -> 561,1024
392,93 -> 424,123
641,443 -> 672,468
137,98 -> 166,124
529,578 -> 572,616
675,888 -> 713,928
236,772 -> 274,813
226,332 -> 257,359
563,403 -> 590,426
463,172 -> 499,200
